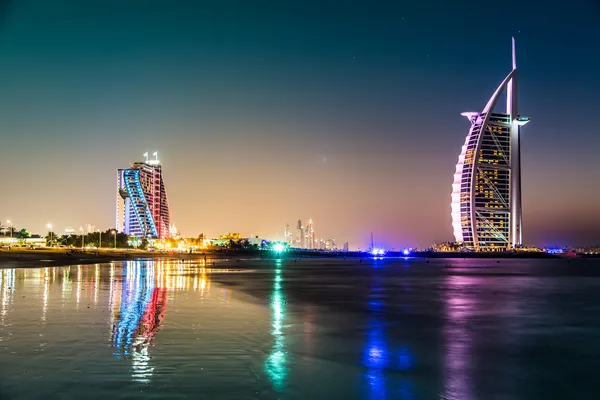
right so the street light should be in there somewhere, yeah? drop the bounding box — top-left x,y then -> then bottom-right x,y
47,224 -> 52,247
79,227 -> 84,250
112,230 -> 116,250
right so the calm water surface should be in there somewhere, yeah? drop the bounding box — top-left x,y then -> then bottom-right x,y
1,258 -> 600,399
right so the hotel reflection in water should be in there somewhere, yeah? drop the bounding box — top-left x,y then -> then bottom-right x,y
0,261 -> 212,384
109,261 -> 216,383
0,261 -> 483,396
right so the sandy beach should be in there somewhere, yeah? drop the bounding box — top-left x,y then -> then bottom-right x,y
0,248 -> 234,269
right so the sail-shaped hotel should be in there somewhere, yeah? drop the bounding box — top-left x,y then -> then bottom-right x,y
451,38 -> 530,251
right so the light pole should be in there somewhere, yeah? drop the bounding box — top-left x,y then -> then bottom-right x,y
80,227 -> 84,250
98,229 -> 102,249
112,230 -> 116,250
47,223 -> 52,247
7,220 -> 12,240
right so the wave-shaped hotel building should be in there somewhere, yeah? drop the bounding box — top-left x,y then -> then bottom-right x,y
451,38 -> 530,251
116,152 -> 171,239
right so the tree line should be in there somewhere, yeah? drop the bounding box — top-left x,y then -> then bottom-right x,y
0,224 -> 142,249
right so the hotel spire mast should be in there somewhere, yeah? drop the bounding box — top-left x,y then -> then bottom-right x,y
508,37 -> 527,248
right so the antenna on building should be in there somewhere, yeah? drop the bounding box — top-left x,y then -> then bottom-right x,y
143,152 -> 149,162
153,151 -> 158,162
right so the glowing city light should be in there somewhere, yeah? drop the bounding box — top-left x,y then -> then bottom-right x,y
273,243 -> 285,253
371,248 -> 385,256
403,249 -> 410,256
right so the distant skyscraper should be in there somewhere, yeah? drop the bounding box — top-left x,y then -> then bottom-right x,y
117,152 -> 171,238
84,224 -> 96,234
451,38 -> 530,251
296,220 -> 304,248
305,219 -> 315,250
325,238 -> 336,250
343,242 -> 349,252
284,224 -> 292,244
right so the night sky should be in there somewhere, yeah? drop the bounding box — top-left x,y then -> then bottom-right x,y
1,0 -> 599,248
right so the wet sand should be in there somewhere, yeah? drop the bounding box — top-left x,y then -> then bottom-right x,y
0,248 -> 231,269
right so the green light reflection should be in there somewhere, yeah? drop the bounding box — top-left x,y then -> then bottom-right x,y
265,260 -> 287,391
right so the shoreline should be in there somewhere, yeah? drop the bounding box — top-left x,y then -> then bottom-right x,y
1,247 -> 588,270
0,249 -> 238,269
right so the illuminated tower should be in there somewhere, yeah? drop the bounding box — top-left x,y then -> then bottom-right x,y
296,220 -> 304,248
117,152 -> 171,239
284,224 -> 292,244
306,219 -> 315,250
451,38 -> 530,251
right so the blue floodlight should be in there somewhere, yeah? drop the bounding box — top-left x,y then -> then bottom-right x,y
371,248 -> 385,256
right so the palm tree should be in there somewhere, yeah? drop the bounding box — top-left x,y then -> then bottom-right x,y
16,229 -> 30,239
45,232 -> 56,247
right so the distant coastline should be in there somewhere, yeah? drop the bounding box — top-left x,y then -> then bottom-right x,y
2,247 -> 593,269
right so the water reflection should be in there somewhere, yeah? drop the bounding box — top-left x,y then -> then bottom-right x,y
363,273 -> 389,399
443,275 -> 476,400
42,267 -> 49,322
62,266 -> 71,300
111,263 -> 167,383
362,267 -> 414,399
1,269 -> 15,322
265,259 -> 287,391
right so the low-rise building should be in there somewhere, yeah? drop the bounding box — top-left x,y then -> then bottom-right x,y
0,237 -> 47,248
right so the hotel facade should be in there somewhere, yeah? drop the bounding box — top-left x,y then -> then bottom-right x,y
451,38 -> 530,251
116,152 -> 171,239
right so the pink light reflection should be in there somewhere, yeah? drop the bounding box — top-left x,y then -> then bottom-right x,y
443,275 -> 477,400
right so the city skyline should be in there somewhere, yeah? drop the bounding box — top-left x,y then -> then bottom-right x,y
1,1 -> 599,248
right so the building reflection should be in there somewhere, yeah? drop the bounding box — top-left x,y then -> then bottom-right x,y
111,262 -> 167,383
265,259 -> 287,391
109,260 -> 215,383
1,269 -> 16,324
0,260 -> 258,386
1,260 -> 220,379
42,267 -> 49,322
443,275 -> 476,400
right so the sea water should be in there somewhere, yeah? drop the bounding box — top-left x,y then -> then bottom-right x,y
1,258 -> 600,399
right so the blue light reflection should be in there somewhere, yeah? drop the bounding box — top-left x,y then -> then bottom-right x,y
363,275 -> 414,399
111,262 -> 167,384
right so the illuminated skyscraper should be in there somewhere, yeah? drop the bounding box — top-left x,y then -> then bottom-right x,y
305,219 -> 315,250
325,238 -> 336,250
117,152 -> 171,238
284,224 -> 292,245
451,38 -> 530,251
296,220 -> 304,248
319,239 -> 325,250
